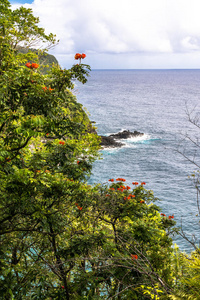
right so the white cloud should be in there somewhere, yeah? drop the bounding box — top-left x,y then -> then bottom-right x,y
11,0 -> 200,68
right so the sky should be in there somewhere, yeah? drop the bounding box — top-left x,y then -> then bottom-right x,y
10,0 -> 200,69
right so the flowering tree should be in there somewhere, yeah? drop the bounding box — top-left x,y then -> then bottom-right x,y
0,1 -> 100,299
69,179 -> 176,299
0,1 -> 179,300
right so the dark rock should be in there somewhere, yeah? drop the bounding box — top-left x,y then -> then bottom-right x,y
99,130 -> 144,148
110,130 -> 144,139
100,136 -> 125,148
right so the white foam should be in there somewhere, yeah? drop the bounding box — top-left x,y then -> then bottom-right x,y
122,133 -> 151,143
101,133 -> 158,152
101,142 -> 135,152
100,147 -> 120,152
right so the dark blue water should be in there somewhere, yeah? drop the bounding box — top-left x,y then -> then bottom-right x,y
75,69 -> 200,252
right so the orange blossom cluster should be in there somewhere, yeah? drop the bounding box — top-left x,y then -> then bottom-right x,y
131,254 -> 138,260
75,203 -> 83,210
26,62 -> 39,69
161,213 -> 174,219
74,53 -> 86,60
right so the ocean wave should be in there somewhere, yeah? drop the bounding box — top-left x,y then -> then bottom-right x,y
101,133 -> 161,152
123,133 -> 151,143
100,147 -> 121,153
100,143 -> 133,153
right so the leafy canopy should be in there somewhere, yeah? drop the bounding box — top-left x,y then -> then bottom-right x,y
0,2 -> 180,300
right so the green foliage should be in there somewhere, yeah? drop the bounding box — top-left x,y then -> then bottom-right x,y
169,248 -> 200,300
0,1 -> 189,300
17,47 -> 59,74
76,181 -> 176,299
0,2 -> 100,299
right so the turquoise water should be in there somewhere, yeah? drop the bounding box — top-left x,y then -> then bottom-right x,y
76,69 -> 200,252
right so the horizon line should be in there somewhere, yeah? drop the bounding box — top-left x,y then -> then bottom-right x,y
91,68 -> 200,71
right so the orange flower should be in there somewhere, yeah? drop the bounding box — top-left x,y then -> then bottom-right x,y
25,62 -> 31,68
131,254 -> 138,260
26,62 -> 39,69
168,215 -> 174,219
77,161 -> 80,164
106,194 -> 110,197
75,203 -> 83,210
140,200 -> 145,203
119,185 -> 126,189
116,178 -> 126,182
49,87 -> 54,91
109,179 -> 114,182
132,182 -> 139,185
32,63 -> 39,69
126,186 -> 131,190
59,141 -> 65,145
141,182 -> 146,185
81,53 -> 86,59
109,188 -> 115,191
42,86 -> 47,90
74,53 -> 82,60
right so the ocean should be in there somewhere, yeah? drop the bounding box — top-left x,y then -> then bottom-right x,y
75,69 -> 200,252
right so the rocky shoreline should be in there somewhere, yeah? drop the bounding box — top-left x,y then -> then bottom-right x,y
99,130 -> 144,148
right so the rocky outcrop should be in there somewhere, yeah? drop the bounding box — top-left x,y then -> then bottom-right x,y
100,136 -> 124,148
109,130 -> 144,140
100,130 -> 144,148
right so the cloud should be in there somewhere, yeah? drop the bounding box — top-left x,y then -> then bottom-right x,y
11,0 -> 200,68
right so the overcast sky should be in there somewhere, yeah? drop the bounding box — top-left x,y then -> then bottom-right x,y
10,0 -> 200,69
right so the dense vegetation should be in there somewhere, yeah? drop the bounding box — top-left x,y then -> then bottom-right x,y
0,1 -> 200,299
17,46 -> 59,74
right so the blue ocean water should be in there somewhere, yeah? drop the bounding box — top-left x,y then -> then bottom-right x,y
75,69 -> 200,252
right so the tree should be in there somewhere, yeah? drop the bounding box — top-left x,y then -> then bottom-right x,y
66,179 -> 176,299
0,1 -> 100,299
0,2 -> 178,299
